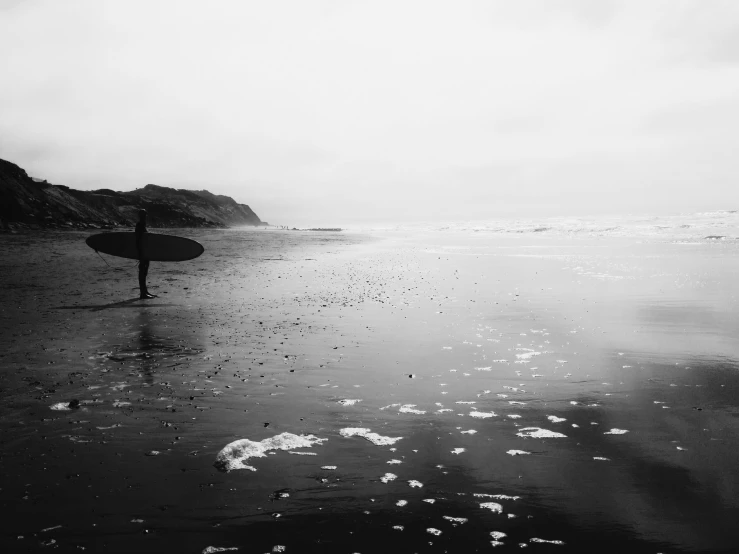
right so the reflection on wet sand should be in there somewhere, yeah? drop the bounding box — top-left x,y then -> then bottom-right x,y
53,298 -> 177,311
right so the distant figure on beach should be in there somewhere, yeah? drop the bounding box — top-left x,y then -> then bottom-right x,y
135,209 -> 156,299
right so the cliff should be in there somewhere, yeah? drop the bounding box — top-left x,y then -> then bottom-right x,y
0,158 -> 262,230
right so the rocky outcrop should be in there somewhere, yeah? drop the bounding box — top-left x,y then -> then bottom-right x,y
127,184 -> 261,227
0,158 -> 262,230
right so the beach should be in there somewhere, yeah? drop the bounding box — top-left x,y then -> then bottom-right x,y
1,220 -> 739,553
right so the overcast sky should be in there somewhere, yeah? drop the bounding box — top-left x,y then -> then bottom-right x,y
1,0 -> 738,225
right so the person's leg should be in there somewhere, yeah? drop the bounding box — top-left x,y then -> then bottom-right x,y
139,260 -> 155,298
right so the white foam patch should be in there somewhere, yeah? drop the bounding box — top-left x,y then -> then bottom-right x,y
443,516 -> 468,525
480,502 -> 504,513
490,531 -> 507,540
476,494 -> 520,500
427,528 -> 442,535
337,399 -> 362,406
593,457 -> 610,461
392,525 -> 404,531
396,500 -> 408,506
381,473 -> 397,483
112,401 -> 131,407
380,403 -> 401,410
475,366 -> 492,371
506,450 -> 531,456
321,466 -> 337,470
531,538 -> 565,545
460,430 -> 477,435
408,480 -> 423,488
399,404 -> 426,414
547,415 -> 566,423
202,547 -> 239,554
387,459 -> 403,465
436,409 -> 453,413
508,401 -> 527,406
516,427 -> 567,438
340,428 -> 403,446
507,414 -> 522,419
214,433 -> 327,472
456,401 -> 476,404
469,411 -> 497,419
423,499 -> 436,504
50,402 -> 73,411
288,451 -> 317,455
451,448 -> 466,455
604,428 -> 629,435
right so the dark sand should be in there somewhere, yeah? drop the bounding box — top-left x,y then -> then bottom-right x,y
1,228 -> 738,553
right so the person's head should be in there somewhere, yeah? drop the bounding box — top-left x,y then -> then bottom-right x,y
139,209 -> 147,223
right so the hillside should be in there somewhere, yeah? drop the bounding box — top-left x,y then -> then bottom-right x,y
0,158 -> 263,230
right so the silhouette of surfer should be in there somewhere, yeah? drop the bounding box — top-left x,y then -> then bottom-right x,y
135,209 -> 156,299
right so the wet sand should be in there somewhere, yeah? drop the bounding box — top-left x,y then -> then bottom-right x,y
1,228 -> 738,553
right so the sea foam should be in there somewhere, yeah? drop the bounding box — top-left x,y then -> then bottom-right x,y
214,433 -> 327,472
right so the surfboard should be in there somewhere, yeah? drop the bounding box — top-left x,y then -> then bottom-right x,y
86,232 -> 204,262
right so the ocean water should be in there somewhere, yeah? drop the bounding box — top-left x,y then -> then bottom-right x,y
346,209 -> 739,241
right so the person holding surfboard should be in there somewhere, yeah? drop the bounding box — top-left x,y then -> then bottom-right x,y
135,209 -> 156,299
